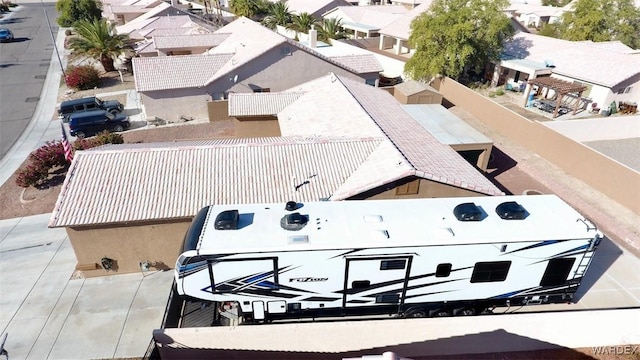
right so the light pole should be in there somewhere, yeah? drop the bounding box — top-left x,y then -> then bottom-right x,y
42,3 -> 66,78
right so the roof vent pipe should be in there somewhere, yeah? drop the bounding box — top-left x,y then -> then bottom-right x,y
309,25 -> 317,48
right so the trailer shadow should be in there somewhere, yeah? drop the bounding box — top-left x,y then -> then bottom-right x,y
153,328 -> 593,359
572,235 -> 623,304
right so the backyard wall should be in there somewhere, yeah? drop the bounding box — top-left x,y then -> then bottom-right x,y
432,77 -> 640,215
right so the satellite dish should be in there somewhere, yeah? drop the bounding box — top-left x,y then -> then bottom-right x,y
232,74 -> 238,83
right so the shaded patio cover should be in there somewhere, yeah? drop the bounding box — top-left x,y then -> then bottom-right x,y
528,77 -> 587,118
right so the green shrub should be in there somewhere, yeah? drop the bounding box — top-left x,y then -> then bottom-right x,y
65,65 -> 100,90
94,131 -> 124,145
495,88 -> 505,96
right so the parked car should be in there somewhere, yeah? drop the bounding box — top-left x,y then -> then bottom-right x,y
58,96 -> 124,122
68,110 -> 130,138
0,28 -> 14,43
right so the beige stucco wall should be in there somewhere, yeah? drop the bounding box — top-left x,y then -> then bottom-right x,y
234,117 -> 281,138
349,177 -> 487,200
67,220 -> 192,277
432,77 -> 640,215
208,100 -> 230,122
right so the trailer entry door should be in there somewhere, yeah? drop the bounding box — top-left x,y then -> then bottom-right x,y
343,256 -> 412,307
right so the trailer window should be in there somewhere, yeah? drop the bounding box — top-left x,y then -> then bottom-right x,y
540,258 -> 575,286
380,259 -> 406,270
470,261 -> 511,283
436,263 -> 452,277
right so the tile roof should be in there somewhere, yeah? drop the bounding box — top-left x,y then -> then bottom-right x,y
133,53 -> 233,91
49,137 -> 390,227
504,32 -> 640,87
228,92 -> 305,116
139,25 -> 211,38
153,33 -> 229,50
115,2 -> 172,35
204,17 -> 288,85
379,0 -> 433,40
278,75 -> 384,138
285,74 -> 503,196
327,54 -> 383,73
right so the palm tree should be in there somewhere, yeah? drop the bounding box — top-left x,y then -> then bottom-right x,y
317,17 -> 346,42
68,19 -> 131,72
289,12 -> 316,34
262,0 -> 292,30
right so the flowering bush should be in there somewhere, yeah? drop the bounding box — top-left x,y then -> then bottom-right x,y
16,133 -> 125,188
15,141 -> 69,188
65,65 -> 100,90
28,141 -> 67,169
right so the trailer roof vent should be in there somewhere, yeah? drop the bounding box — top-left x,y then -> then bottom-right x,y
214,210 -> 239,230
280,212 -> 309,231
285,201 -> 299,211
496,201 -> 527,220
453,202 -> 483,221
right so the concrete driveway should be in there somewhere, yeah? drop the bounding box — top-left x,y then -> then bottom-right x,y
0,214 -> 174,360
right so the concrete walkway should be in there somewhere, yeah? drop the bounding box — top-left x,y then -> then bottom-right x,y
0,214 -> 174,360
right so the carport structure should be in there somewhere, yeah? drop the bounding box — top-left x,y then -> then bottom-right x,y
525,77 -> 587,118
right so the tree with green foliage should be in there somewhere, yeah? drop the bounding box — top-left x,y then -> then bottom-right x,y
405,0 -> 514,81
555,0 -> 640,49
262,0 -> 292,30
68,19 -> 131,72
541,0 -> 572,6
289,12 -> 316,34
55,0 -> 102,27
317,17 -> 346,41
229,0 -> 261,18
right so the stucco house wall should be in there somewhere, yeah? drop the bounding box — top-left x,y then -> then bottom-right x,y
349,177 -> 487,200
67,220 -> 192,277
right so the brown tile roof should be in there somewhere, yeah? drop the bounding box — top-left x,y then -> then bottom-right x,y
276,74 -> 503,196
49,137 -> 396,227
133,53 -> 233,91
228,92 -> 305,116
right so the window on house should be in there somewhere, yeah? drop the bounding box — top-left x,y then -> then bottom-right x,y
540,258 -> 575,286
380,259 -> 406,270
395,179 -> 420,195
470,261 -> 511,283
253,88 -> 271,93
436,263 -> 452,277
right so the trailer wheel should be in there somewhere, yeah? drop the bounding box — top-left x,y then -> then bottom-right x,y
404,308 -> 427,318
454,307 -> 476,316
431,308 -> 451,317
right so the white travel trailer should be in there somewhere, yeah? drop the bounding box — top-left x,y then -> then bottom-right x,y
175,195 -> 602,323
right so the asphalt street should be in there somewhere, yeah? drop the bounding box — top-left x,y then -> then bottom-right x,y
0,2 -> 60,160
